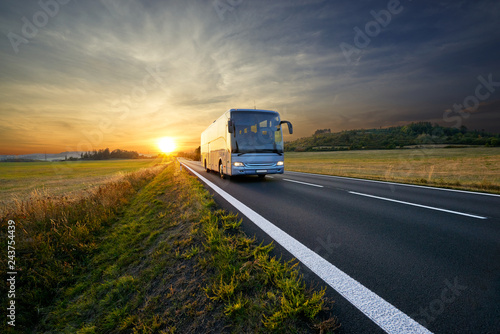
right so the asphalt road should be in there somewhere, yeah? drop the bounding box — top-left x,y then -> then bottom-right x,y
179,159 -> 500,334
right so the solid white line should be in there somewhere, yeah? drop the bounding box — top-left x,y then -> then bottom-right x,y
286,171 -> 500,197
349,191 -> 487,219
181,162 -> 433,334
283,178 -> 324,188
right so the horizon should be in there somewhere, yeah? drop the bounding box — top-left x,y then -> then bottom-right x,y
3,121 -> 498,157
1,1 -> 499,155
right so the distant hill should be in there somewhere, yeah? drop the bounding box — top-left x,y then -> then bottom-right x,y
285,122 -> 500,152
0,151 -> 83,162
0,149 -> 152,162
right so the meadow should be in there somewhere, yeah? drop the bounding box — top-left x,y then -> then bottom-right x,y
285,147 -> 500,193
0,159 -> 159,211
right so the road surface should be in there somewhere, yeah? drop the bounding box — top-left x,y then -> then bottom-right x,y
179,159 -> 500,334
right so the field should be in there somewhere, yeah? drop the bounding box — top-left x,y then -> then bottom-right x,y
0,159 -> 336,333
0,159 -> 161,211
285,147 -> 500,193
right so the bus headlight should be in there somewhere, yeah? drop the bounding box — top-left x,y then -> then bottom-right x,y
277,161 -> 284,166
233,162 -> 244,167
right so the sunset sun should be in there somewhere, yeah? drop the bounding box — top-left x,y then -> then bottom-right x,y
158,137 -> 177,153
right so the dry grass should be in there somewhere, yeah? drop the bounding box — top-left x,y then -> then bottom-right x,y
285,147 -> 500,193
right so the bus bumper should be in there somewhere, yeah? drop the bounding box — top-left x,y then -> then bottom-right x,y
231,167 -> 284,176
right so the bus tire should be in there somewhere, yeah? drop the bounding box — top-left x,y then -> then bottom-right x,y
219,162 -> 226,179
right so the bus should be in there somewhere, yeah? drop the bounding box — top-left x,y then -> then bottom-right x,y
201,108 -> 293,179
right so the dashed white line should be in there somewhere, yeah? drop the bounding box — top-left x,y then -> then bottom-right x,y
283,178 -> 324,188
181,161 -> 433,334
349,191 -> 487,219
286,170 -> 500,197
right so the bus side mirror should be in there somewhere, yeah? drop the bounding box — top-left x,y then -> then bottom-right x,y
280,121 -> 293,134
228,120 -> 234,133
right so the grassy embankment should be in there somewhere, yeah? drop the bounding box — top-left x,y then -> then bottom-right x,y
1,159 -> 337,333
285,147 -> 500,193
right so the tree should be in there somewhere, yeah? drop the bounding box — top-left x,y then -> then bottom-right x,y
314,129 -> 331,135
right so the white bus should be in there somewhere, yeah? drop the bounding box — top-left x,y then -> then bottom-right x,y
201,108 -> 293,179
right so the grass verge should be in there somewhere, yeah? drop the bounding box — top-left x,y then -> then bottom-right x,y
2,160 -> 337,333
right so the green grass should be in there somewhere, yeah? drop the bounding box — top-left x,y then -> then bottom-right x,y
1,160 -> 337,333
201,210 -> 334,332
0,159 -> 161,210
285,147 -> 500,193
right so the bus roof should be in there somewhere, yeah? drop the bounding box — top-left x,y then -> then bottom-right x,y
228,108 -> 278,114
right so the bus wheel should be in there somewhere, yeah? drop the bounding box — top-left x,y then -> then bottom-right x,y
205,160 -> 209,172
219,162 -> 226,179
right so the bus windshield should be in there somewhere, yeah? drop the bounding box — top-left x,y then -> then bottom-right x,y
231,111 -> 283,154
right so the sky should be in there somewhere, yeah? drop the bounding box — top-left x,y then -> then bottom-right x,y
1,0 -> 499,155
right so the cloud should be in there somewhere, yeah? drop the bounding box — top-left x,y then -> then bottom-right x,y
1,0 -> 499,154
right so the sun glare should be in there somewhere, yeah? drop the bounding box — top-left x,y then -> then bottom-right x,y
158,137 -> 177,153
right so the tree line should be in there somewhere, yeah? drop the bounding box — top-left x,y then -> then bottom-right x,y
176,146 -> 201,161
285,122 -> 500,152
80,148 -> 141,160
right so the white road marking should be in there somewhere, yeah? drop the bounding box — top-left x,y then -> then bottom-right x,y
349,191 -> 487,219
283,178 -> 324,188
286,171 -> 500,197
181,161 -> 433,334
